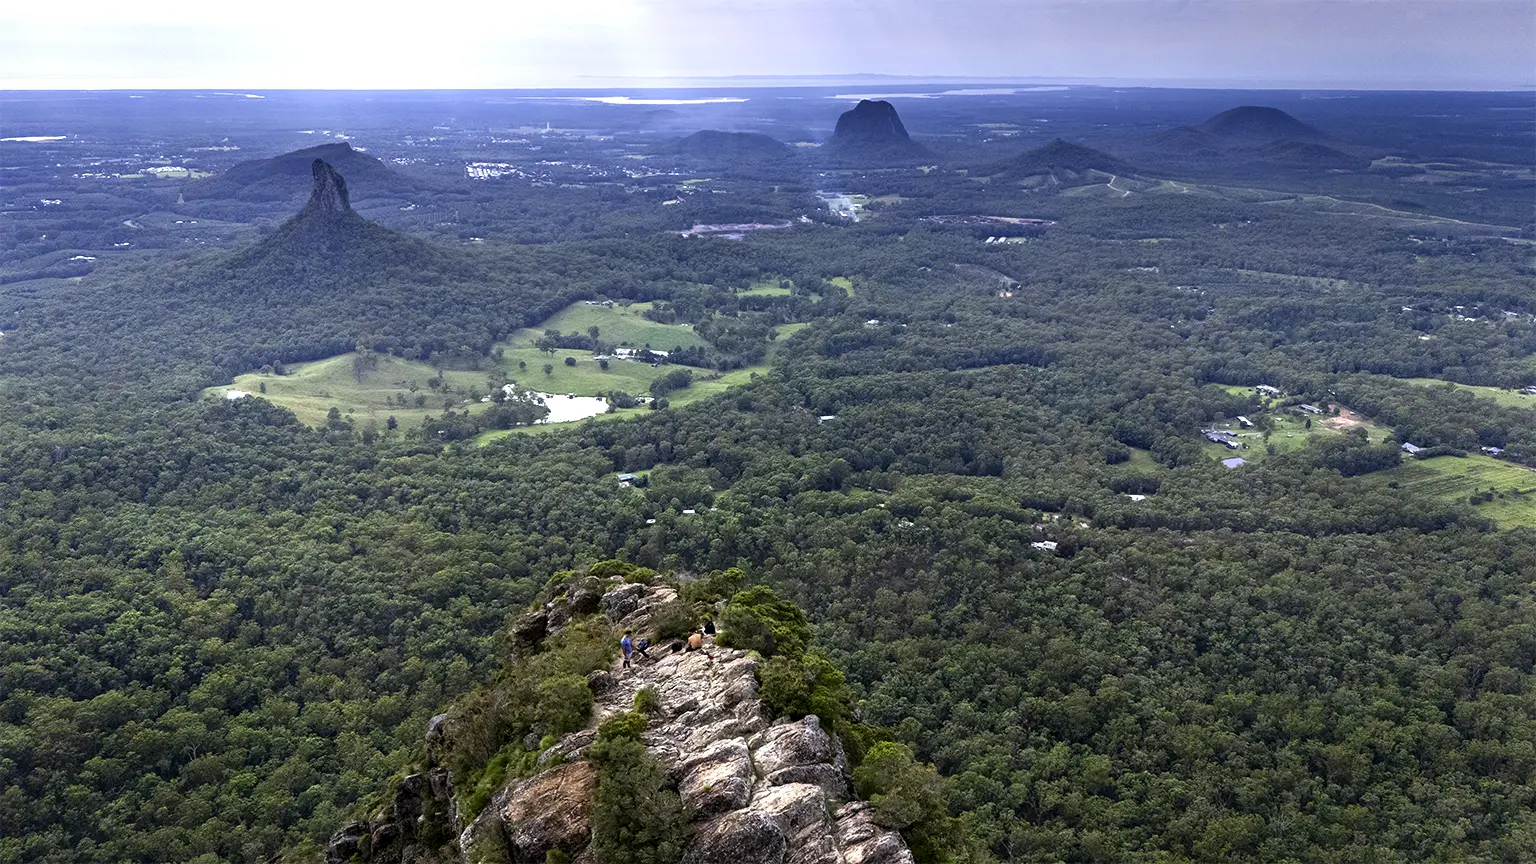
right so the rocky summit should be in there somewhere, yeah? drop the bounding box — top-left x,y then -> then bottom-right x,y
831,100 -> 911,145
304,158 -> 353,216
327,583 -> 914,864
824,100 -> 927,163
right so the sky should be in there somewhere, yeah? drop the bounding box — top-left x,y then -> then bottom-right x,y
1,0 -> 1532,90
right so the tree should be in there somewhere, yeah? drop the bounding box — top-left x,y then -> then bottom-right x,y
564,356 -> 577,367
544,363 -> 554,376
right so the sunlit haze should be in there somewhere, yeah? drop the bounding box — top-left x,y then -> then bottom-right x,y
3,0 -> 1533,90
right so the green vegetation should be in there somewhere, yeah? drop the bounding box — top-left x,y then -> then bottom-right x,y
4,96 -> 1536,864
505,302 -> 709,351
207,352 -> 494,427
718,585 -> 812,658
588,711 -> 689,864
855,743 -> 983,864
1366,454 -> 1536,528
1400,377 -> 1536,409
444,617 -> 614,818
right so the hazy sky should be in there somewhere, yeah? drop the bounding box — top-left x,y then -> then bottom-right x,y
2,0 -> 1532,89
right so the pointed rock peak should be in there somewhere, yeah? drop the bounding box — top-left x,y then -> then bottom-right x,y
832,99 -> 911,142
306,158 -> 352,215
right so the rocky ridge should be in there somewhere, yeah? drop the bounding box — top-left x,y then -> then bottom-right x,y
328,582 -> 913,864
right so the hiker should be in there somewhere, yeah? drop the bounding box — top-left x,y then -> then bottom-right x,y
621,630 -> 634,669
635,637 -> 652,659
686,629 -> 714,660
703,619 -> 716,636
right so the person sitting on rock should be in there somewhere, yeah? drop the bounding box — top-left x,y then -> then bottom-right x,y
685,630 -> 713,660
621,631 -> 634,669
635,637 -> 652,660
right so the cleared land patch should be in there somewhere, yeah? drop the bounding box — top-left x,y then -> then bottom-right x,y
1202,389 -> 1391,466
503,301 -> 708,351
205,353 -> 494,428
1399,377 -> 1536,409
1364,454 -> 1536,529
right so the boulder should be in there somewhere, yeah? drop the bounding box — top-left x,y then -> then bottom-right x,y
423,713 -> 450,768
602,583 -> 647,621
324,822 -> 368,864
509,609 -> 549,653
684,809 -> 788,864
568,577 -> 605,614
753,716 -> 845,780
677,738 -> 753,817
500,761 -> 599,861
836,802 -> 916,864
586,670 -> 617,695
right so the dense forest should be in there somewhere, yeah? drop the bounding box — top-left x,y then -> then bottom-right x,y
2,90 -> 1534,864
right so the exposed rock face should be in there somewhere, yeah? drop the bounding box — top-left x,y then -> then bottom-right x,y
824,100 -> 928,164
498,762 -> 599,861
306,158 -> 353,215
330,584 -> 914,864
831,100 -> 911,144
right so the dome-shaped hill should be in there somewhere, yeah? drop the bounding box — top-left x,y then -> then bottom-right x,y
988,139 -> 1135,183
1198,106 -> 1323,141
822,99 -> 929,164
184,141 -> 408,202
659,130 -> 795,161
1262,140 -> 1365,169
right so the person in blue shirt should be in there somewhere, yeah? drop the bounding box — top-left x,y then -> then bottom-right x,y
621,631 -> 634,669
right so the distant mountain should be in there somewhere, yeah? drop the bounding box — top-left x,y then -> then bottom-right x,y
1261,140 -> 1367,170
985,139 -> 1135,185
184,142 -> 409,203
658,130 -> 796,161
228,158 -> 437,275
1198,106 -> 1324,142
1136,107 -> 1353,170
996,139 -> 1133,175
1142,126 -> 1225,158
822,100 -> 929,163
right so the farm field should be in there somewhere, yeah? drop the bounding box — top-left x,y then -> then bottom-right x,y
738,279 -> 793,298
1201,401 -> 1391,466
503,301 -> 708,351
477,364 -> 769,443
205,353 -> 493,427
1364,454 -> 1536,529
1399,377 -> 1536,409
495,347 -> 668,396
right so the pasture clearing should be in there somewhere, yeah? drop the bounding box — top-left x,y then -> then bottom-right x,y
502,301 -> 708,351
477,364 -> 769,443
206,353 -> 493,427
1399,377 -> 1536,409
1365,454 -> 1536,529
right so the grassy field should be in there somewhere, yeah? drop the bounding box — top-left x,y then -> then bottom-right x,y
1364,454 -> 1536,529
1399,378 -> 1536,409
205,354 -> 494,427
497,348 -> 666,396
739,279 -> 793,298
828,276 -> 854,297
502,301 -> 708,351
1201,402 -> 1392,467
477,364 -> 769,444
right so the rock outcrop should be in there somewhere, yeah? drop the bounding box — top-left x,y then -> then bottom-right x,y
329,583 -> 914,864
304,158 -> 353,216
824,100 -> 928,164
